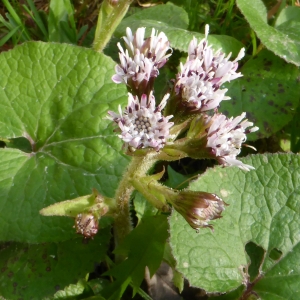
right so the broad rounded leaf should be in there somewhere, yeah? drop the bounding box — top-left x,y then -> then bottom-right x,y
236,0 -> 300,66
220,49 -> 300,140
169,153 -> 300,299
0,42 -> 129,243
0,226 -> 110,299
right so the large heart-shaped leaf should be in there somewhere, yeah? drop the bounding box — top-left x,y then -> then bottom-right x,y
0,42 -> 129,243
169,153 -> 300,299
0,226 -> 110,299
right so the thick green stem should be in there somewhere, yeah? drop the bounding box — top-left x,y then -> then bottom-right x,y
113,153 -> 158,248
93,0 -> 133,53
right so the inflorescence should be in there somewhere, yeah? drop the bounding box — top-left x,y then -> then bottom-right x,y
108,25 -> 259,230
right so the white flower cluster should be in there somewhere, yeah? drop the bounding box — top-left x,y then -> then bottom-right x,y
109,26 -> 258,171
112,27 -> 172,89
107,92 -> 173,151
175,25 -> 245,111
206,113 -> 259,171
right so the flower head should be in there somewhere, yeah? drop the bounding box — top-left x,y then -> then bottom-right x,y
112,27 -> 172,91
175,24 -> 245,111
206,112 -> 259,171
172,191 -> 226,230
107,92 -> 174,151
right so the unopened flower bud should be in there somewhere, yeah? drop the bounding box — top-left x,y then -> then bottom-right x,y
75,213 -> 99,238
171,191 -> 227,230
132,173 -> 226,230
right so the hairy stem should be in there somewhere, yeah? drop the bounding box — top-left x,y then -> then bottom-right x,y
113,153 -> 158,249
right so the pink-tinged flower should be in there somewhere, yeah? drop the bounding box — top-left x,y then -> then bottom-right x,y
123,27 -> 171,68
175,24 -> 245,111
112,27 -> 172,90
172,191 -> 227,230
107,92 -> 174,151
206,112 -> 259,171
175,58 -> 231,111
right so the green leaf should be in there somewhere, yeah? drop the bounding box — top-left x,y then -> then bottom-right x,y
220,49 -> 300,140
0,227 -> 110,299
279,103 -> 300,153
118,2 -> 189,32
165,165 -> 190,189
2,0 -> 31,41
209,285 -> 245,300
0,42 -> 129,243
133,191 -> 158,223
275,6 -> 300,28
169,153 -> 300,299
172,269 -> 184,294
116,19 -> 244,58
103,215 -> 169,299
254,243 -> 300,299
87,278 -> 110,296
163,241 -> 184,293
116,2 -> 243,57
48,0 -> 77,43
25,0 -> 48,39
236,0 -> 300,66
53,278 -> 86,299
0,25 -> 21,47
275,19 -> 300,49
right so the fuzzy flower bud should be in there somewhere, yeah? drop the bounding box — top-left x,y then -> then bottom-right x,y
131,173 -> 226,230
206,112 -> 259,171
175,24 -> 245,112
172,191 -> 227,230
107,92 -> 174,151
75,213 -> 98,238
112,27 -> 172,92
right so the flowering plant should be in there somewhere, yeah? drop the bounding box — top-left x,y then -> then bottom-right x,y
0,0 -> 300,299
105,24 -> 258,233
